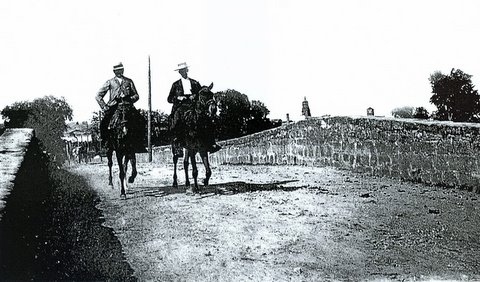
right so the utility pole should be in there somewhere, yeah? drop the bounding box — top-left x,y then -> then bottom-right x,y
148,55 -> 152,162
98,110 -> 102,152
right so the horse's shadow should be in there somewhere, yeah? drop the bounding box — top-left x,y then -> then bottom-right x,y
123,180 -> 304,200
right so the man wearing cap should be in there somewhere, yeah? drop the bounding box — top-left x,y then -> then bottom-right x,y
168,62 -> 221,153
96,62 -> 146,151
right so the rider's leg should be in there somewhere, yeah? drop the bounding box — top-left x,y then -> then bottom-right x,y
101,108 -> 115,147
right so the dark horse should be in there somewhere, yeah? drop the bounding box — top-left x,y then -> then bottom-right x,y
105,100 -> 138,198
172,83 -> 217,193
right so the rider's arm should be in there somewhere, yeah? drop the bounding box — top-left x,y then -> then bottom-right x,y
168,82 -> 178,104
96,80 -> 111,110
128,80 -> 140,103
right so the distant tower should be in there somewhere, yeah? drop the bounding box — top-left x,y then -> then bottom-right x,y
302,97 -> 311,119
367,107 -> 374,116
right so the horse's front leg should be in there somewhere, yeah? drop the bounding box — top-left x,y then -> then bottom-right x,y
128,153 -> 137,183
173,155 -> 178,188
184,149 -> 190,187
172,144 -> 180,187
124,155 -> 129,178
117,153 -> 126,198
107,149 -> 114,187
200,150 -> 212,186
191,150 -> 199,191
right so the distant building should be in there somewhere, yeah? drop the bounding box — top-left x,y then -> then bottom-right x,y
302,97 -> 311,119
367,107 -> 375,116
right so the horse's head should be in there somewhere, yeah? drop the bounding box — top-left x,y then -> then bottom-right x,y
198,83 -> 214,100
198,83 -> 217,117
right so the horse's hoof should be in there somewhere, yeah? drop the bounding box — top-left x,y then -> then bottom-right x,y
173,181 -> 178,188
120,193 -> 126,199
185,181 -> 190,187
203,179 -> 209,186
109,182 -> 113,187
185,187 -> 195,195
128,176 -> 135,183
193,186 -> 200,194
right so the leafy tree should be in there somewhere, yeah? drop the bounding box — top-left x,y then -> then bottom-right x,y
413,107 -> 430,119
429,68 -> 480,122
215,89 -> 251,140
250,100 -> 270,120
391,106 -> 415,118
1,101 -> 32,128
247,100 -> 274,134
139,109 -> 170,146
1,96 -> 73,164
214,90 -> 279,140
90,111 -> 101,140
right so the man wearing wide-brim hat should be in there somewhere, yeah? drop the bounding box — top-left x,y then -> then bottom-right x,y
167,62 -> 201,115
167,62 -> 221,153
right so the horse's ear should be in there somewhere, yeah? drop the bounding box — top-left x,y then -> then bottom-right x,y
208,82 -> 214,90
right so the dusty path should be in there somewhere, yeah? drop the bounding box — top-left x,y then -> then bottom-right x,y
72,162 -> 480,281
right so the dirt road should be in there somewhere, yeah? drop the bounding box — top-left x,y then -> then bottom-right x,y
72,162 -> 480,281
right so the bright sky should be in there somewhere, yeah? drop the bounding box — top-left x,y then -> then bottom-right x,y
1,0 -> 480,122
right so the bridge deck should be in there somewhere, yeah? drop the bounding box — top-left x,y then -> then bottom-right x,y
72,162 -> 480,281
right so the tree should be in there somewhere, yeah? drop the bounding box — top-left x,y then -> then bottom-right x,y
139,109 -> 170,146
250,100 -> 270,120
413,107 -> 429,119
214,90 -> 279,140
90,111 -> 101,139
391,106 -> 415,118
215,89 -> 251,140
1,95 -> 73,164
247,100 -> 274,134
429,68 -> 480,122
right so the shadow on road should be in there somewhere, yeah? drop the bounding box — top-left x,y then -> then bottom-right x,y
0,141 -> 136,281
124,180 -> 304,200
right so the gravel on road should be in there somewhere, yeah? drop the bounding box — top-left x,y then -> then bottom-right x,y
72,162 -> 480,281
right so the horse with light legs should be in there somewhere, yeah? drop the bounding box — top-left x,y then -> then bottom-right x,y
172,83 -> 217,193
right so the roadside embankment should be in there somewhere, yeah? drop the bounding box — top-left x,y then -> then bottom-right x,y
0,128 -> 136,280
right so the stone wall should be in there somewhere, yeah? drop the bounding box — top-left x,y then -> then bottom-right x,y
140,116 -> 480,192
0,129 -> 36,218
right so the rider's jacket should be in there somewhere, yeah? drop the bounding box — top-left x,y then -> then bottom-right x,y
167,78 -> 201,115
96,76 -> 139,110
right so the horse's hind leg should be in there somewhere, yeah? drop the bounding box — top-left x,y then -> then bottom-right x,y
183,149 -> 190,187
200,151 -> 211,186
128,153 -> 137,183
107,149 -> 114,186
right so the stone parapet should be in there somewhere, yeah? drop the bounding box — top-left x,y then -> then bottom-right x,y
139,116 -> 480,191
0,128 -> 35,217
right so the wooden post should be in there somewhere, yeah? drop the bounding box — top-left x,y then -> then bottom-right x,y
148,56 -> 152,162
